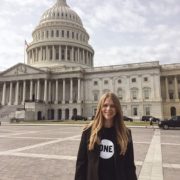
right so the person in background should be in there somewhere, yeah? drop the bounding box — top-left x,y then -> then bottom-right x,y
75,92 -> 137,180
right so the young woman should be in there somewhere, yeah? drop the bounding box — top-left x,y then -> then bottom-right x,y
75,92 -> 137,180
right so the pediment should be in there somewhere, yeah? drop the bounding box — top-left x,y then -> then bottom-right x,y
0,63 -> 46,77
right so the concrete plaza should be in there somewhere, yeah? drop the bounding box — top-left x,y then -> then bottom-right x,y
0,124 -> 180,180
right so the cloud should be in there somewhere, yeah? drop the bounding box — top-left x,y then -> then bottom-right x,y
0,0 -> 180,70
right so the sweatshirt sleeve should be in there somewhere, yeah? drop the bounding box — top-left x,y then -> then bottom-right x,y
125,130 -> 137,180
74,130 -> 88,180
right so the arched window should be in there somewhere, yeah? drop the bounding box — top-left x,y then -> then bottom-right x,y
73,108 -> 77,116
58,109 -> 62,120
65,108 -> 69,119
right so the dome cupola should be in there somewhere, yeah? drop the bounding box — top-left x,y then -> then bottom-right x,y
39,0 -> 83,27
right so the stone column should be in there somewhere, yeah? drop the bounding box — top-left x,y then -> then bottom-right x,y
174,76 -> 179,101
65,46 -> 67,61
8,82 -> 13,105
126,76 -> 130,102
70,78 -> 73,103
138,75 -> 142,101
15,81 -> 19,105
86,51 -> 88,64
89,54 -> 92,66
40,47 -> 42,61
165,77 -> 170,101
37,80 -> 40,101
55,79 -> 59,104
44,79 -> 47,103
35,48 -> 38,61
61,109 -> 65,120
22,80 -> 26,104
32,50 -> 34,63
71,47 -> 74,61
48,81 -> 52,102
1,82 -> 6,105
82,49 -> 85,64
77,48 -> 80,62
78,78 -> 81,103
52,46 -> 55,61
30,80 -> 33,101
46,46 -> 49,61
59,45 -> 61,61
42,47 -> 44,61
62,79 -> 66,104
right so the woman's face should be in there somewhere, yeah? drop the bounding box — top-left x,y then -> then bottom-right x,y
102,97 -> 117,122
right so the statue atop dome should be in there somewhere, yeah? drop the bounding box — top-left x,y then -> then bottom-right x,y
56,0 -> 68,6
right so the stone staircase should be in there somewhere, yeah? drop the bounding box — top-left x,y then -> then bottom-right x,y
0,105 -> 24,122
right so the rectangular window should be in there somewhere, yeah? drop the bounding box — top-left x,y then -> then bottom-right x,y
104,80 -> 108,84
118,90 -> 123,100
56,30 -> 59,37
132,91 -> 137,99
132,78 -> 136,83
94,94 -> 98,101
145,107 -> 150,116
133,107 -> 138,116
144,77 -> 148,82
55,47 -> 59,60
50,48 -> 52,60
144,90 -> 149,99
62,30 -> 64,37
61,48 -> 65,60
169,92 -> 174,99
94,81 -> 98,85
169,80 -> 173,84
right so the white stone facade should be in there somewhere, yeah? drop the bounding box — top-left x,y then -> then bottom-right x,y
0,0 -> 180,121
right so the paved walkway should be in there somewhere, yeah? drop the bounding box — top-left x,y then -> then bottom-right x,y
139,129 -> 163,180
0,125 -> 179,179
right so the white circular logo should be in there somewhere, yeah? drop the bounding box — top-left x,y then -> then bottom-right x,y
100,139 -> 114,159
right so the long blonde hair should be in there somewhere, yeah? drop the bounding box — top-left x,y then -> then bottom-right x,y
86,92 -> 129,155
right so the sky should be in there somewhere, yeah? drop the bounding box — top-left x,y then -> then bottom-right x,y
0,0 -> 180,71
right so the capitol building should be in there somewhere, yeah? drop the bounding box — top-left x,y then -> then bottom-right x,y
0,0 -> 180,121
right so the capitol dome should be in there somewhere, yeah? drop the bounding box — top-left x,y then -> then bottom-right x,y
40,0 -> 83,27
26,0 -> 94,69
